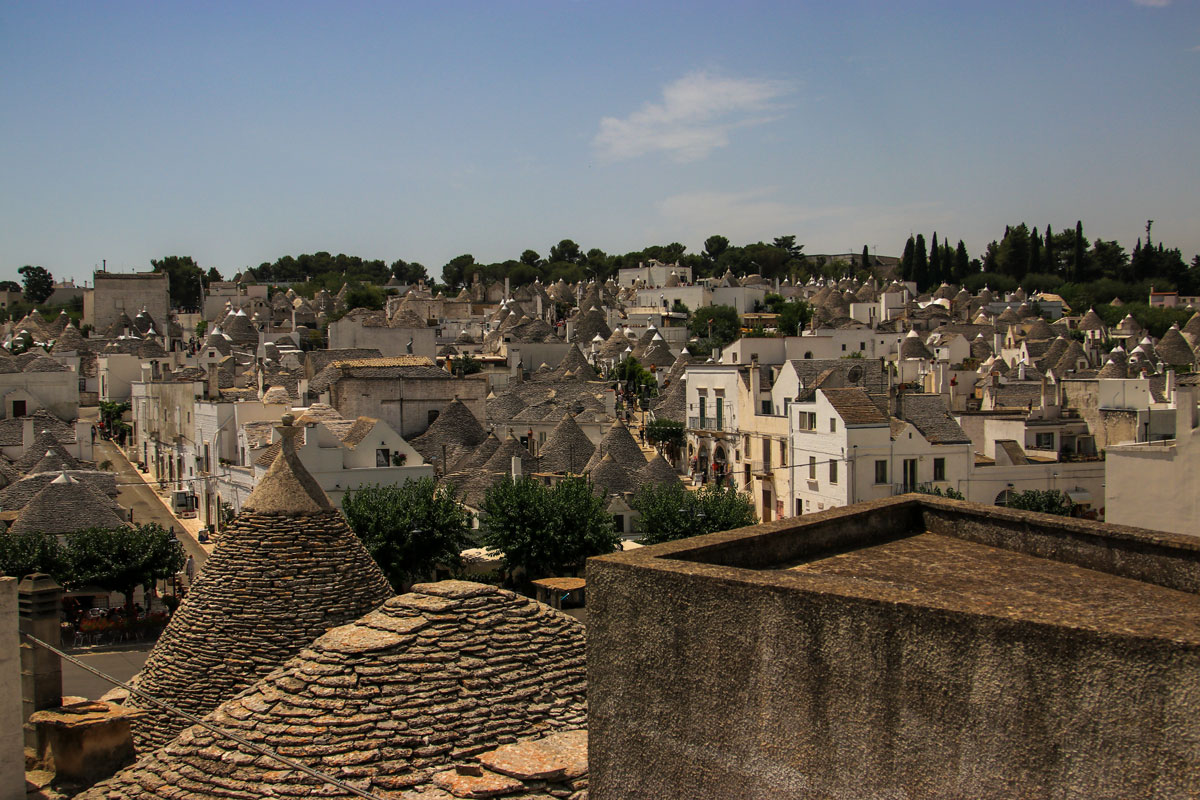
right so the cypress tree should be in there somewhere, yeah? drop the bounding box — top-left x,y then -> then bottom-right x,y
929,233 -> 941,286
862,245 -> 870,270
1043,224 -> 1055,273
914,234 -> 928,290
1074,220 -> 1085,282
955,240 -> 970,283
1029,227 -> 1042,276
901,236 -> 915,281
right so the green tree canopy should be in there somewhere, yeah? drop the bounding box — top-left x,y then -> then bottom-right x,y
341,478 -> 473,589
18,265 -> 53,304
441,254 -> 476,288
0,280 -> 21,293
0,531 -> 69,580
645,418 -> 684,449
65,524 -> 186,610
480,476 -> 618,580
631,480 -> 757,545
151,255 -> 205,310
703,235 -> 730,262
688,305 -> 741,348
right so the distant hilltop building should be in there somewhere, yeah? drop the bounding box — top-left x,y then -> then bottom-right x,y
83,269 -> 169,335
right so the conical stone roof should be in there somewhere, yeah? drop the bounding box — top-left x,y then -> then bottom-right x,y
127,416 -> 393,750
84,581 -> 586,800
639,337 -> 675,369
538,413 -> 595,474
636,453 -> 681,487
1040,336 -> 1070,369
1097,359 -> 1126,379
1156,326 -> 1195,367
27,449 -> 75,476
447,432 -> 500,478
569,307 -> 611,344
1079,308 -> 1107,332
482,434 -> 534,475
8,470 -> 126,536
1024,318 -> 1056,340
554,344 -> 599,380
1054,340 -> 1089,374
410,399 -> 486,467
589,452 -> 636,496
584,420 -> 645,473
1181,312 -> 1200,345
899,330 -> 934,360
14,430 -> 77,474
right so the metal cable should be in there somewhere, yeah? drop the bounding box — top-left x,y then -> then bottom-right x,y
20,631 -> 385,800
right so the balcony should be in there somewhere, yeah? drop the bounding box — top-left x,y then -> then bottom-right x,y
751,460 -> 773,477
689,416 -> 733,433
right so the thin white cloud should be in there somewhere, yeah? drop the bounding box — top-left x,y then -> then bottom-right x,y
594,72 -> 791,163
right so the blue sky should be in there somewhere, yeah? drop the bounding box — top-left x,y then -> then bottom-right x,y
2,1 -> 1198,284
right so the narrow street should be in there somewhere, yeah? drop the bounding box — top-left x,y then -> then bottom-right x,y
92,437 -> 210,571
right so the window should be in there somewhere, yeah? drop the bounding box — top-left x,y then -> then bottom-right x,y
376,448 -> 391,467
809,456 -> 817,480
859,341 -> 866,351
875,460 -> 888,484
761,399 -> 772,415
11,400 -> 24,418
933,457 -> 945,481
780,443 -> 786,467
797,411 -> 817,431
1035,432 -> 1054,450
841,343 -> 846,351
829,460 -> 838,484
763,439 -> 772,466
829,417 -> 837,433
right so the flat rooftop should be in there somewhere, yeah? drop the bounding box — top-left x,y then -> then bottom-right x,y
782,531 -> 1200,640
628,495 -> 1200,644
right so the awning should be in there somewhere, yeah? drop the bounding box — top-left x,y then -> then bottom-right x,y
1066,489 -> 1092,505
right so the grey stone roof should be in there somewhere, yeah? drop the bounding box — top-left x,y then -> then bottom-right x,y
895,393 -> 972,445
569,307 -> 611,344
584,420 -> 644,473
789,358 -> 888,395
1182,312 -> 1200,344
1079,308 -> 1107,331
8,471 -> 126,535
86,581 -> 586,800
1157,327 -> 1195,367
446,432 -> 500,477
410,399 -> 487,467
652,379 -> 686,422
1024,318 -> 1056,340
589,452 -> 637,496
0,469 -> 115,511
899,333 -> 934,360
538,414 -> 595,474
126,420 -> 393,750
308,356 -> 443,394
14,427 -> 78,473
636,453 -> 681,487
554,344 -> 599,380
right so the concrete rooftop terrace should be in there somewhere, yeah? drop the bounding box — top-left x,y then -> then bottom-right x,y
588,495 -> 1200,799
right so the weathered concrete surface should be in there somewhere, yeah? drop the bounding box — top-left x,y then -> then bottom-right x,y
588,495 -> 1200,800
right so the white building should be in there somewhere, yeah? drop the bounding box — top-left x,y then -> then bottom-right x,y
1105,384 -> 1200,535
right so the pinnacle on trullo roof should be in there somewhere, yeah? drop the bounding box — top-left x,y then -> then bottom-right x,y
538,412 -> 596,474
126,413 -> 393,750
584,419 -> 645,473
8,469 -> 126,536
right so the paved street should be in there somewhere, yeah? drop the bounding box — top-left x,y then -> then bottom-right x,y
92,437 -> 210,571
62,645 -> 151,700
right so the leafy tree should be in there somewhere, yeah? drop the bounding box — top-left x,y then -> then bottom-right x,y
480,476 -> 618,580
151,255 -> 204,310
341,479 -> 473,589
994,224 -> 1031,281
772,235 -> 802,258
18,265 -> 53,304
98,400 -> 130,433
0,280 -> 20,292
195,319 -> 208,338
0,531 -> 69,579
1043,224 -> 1056,273
631,480 -> 757,545
1002,489 -> 1073,516
929,233 -> 941,286
645,418 -> 684,450
549,239 -> 583,265
520,249 -> 542,267
703,235 -> 730,263
914,485 -> 965,501
206,267 -> 223,283
441,254 -> 476,288
1028,227 -> 1042,277
65,524 -> 186,611
451,354 -> 482,376
343,282 -> 385,310
390,259 -> 429,284
861,245 -> 871,270
688,305 -> 740,348
613,356 -> 656,395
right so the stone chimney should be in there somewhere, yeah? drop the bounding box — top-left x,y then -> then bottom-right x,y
21,417 -> 34,452
19,574 -> 62,749
511,455 -> 522,479
206,362 -> 220,401
748,355 -> 761,415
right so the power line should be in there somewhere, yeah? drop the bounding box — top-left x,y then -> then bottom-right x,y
20,632 -> 386,800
